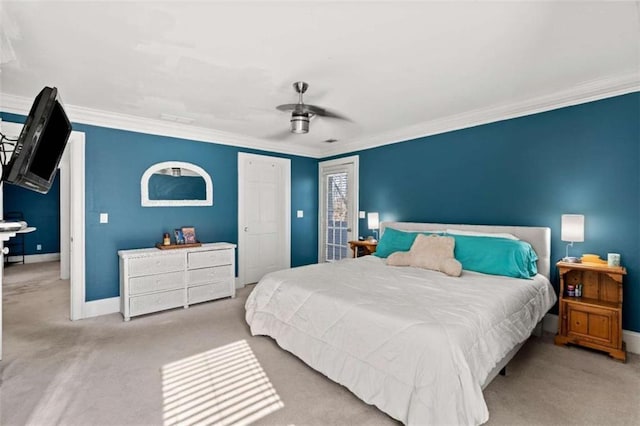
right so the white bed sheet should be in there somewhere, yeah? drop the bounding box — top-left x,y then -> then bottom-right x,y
245,256 -> 556,425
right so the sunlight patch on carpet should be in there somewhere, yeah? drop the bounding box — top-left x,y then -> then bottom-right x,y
162,339 -> 284,425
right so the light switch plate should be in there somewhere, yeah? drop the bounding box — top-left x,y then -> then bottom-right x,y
297,210 -> 304,218
100,213 -> 109,223
359,211 -> 366,219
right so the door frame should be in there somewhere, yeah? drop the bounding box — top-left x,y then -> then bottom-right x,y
237,152 -> 291,287
318,155 -> 359,263
0,121 -> 85,321
67,131 -> 85,321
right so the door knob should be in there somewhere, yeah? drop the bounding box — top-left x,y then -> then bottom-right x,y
244,227 -> 248,232
2,247 -> 9,255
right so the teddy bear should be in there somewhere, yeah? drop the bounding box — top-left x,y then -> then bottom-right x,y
386,233 -> 462,277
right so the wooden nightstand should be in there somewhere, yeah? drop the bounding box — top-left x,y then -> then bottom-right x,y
348,240 -> 378,258
554,261 -> 626,361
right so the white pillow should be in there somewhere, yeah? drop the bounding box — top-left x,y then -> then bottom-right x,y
445,228 -> 519,240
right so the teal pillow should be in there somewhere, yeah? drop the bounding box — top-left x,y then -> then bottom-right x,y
449,235 -> 538,279
374,228 -> 440,258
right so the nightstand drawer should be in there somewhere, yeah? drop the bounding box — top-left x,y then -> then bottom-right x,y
567,303 -> 618,347
568,309 -> 589,335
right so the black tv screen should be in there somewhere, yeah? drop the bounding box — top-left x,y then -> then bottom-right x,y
2,86 -> 72,194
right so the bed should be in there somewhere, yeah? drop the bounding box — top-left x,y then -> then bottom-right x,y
245,222 -> 557,425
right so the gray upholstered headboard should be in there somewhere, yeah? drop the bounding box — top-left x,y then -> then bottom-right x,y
380,222 -> 552,279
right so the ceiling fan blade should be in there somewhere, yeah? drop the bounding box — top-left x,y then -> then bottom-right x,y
304,104 -> 351,121
276,103 -> 298,112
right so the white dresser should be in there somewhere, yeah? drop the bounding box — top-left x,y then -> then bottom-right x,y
118,242 -> 236,321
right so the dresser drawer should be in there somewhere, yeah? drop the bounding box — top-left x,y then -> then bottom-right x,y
129,289 -> 184,317
188,281 -> 233,304
188,249 -> 233,269
129,254 -> 185,277
187,265 -> 233,286
129,271 -> 183,295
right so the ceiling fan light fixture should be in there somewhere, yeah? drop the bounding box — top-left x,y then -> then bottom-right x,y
275,81 -> 349,136
290,112 -> 310,133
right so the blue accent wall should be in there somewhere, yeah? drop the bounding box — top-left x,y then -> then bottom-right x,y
337,92 -> 640,332
2,112 -> 318,301
3,173 -> 60,255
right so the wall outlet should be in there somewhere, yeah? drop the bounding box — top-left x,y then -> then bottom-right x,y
297,210 -> 304,218
100,213 -> 109,223
359,211 -> 366,219
36,244 -> 42,251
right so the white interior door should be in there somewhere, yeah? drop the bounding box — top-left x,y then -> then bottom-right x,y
318,156 -> 359,262
238,153 -> 291,285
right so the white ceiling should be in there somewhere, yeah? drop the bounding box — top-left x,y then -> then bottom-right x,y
1,1 -> 639,158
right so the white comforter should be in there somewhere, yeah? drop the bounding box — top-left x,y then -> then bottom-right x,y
245,256 -> 556,425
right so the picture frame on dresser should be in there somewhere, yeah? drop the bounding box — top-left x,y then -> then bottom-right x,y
182,226 -> 197,244
174,228 -> 184,244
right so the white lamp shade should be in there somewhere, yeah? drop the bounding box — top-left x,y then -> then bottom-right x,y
561,214 -> 584,242
368,212 -> 379,230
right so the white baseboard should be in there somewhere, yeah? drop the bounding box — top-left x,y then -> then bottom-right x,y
624,330 -> 640,355
7,252 -> 61,264
235,277 -> 244,289
83,297 -> 120,319
543,313 -> 640,355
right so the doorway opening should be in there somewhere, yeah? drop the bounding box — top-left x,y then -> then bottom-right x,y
0,121 -> 85,320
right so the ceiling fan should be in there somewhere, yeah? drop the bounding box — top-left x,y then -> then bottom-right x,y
276,81 -> 349,134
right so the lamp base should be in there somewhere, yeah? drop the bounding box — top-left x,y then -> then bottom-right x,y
562,256 -> 581,263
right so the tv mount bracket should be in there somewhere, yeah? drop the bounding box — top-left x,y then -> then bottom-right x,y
0,130 -> 17,167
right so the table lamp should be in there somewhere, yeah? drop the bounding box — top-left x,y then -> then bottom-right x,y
368,212 -> 379,242
561,214 -> 584,262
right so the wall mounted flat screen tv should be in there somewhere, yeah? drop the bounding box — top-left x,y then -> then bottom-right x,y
2,86 -> 72,194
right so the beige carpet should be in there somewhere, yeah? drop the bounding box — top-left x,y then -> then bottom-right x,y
1,261 -> 639,425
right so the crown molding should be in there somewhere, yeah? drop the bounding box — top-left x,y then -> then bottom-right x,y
0,93 -> 321,158
321,72 -> 640,158
2,72 -> 638,160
